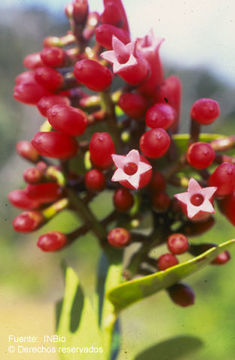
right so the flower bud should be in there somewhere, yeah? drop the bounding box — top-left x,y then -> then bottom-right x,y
16,141 -> 40,162
95,24 -> 130,49
37,231 -> 67,251
25,182 -> 61,203
35,67 -> 64,91
32,132 -> 78,159
74,59 -> 113,91
23,52 -> 43,69
13,211 -> 44,233
168,283 -> 195,307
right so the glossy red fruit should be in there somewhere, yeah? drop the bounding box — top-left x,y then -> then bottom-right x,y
107,227 -> 131,248
23,168 -> 43,184
118,92 -> 147,120
23,52 -> 43,69
89,132 -> 115,169
157,253 -> 179,270
168,283 -> 195,307
25,182 -> 61,203
187,142 -> 215,169
219,191 -> 235,226
47,104 -> 87,136
149,170 -> 166,192
32,132 -> 78,159
140,128 -> 170,158
37,95 -> 70,117
95,24 -> 130,49
113,188 -> 134,212
40,47 -> 66,67
209,162 -> 235,196
35,67 -> 64,91
74,59 -> 112,91
16,141 -> 39,162
8,190 -> 40,210
191,98 -> 220,125
146,103 -> 176,130
152,192 -> 170,212
85,169 -> 105,192
13,80 -> 51,105
15,71 -> 35,84
13,211 -> 44,233
211,251 -> 231,265
167,233 -> 189,254
37,231 -> 67,251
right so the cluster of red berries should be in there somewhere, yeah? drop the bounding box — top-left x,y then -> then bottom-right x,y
10,0 -> 235,307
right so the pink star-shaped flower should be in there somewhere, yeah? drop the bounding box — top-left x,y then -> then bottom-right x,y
101,36 -> 149,85
112,149 -> 152,190
137,29 -> 164,55
174,178 -> 217,221
101,36 -> 137,73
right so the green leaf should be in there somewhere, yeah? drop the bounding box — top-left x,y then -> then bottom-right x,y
173,133 -> 224,154
108,239 -> 235,313
57,267 -> 103,360
135,336 -> 203,360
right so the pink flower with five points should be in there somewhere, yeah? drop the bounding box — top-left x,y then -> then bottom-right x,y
136,29 -> 165,95
101,36 -> 149,85
174,178 -> 217,221
112,149 -> 152,190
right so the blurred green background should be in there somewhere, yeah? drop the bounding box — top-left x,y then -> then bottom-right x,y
0,2 -> 235,360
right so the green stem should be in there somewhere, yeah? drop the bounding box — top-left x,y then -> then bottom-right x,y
100,91 -> 122,152
66,188 -> 107,245
100,256 -> 123,360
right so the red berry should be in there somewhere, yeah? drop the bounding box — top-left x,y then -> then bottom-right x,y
35,67 -> 64,91
157,253 -> 179,270
85,169 -> 105,192
167,233 -> 189,254
219,191 -> 235,226
140,128 -> 170,159
113,188 -> 134,212
36,161 -> 47,172
95,24 -> 130,50
146,103 -> 176,130
32,132 -> 78,159
37,95 -> 70,117
209,162 -> 235,196
168,283 -> 195,307
107,227 -> 131,248
211,251 -> 231,265
89,132 -> 115,169
191,98 -> 220,125
74,59 -> 112,91
8,190 -> 40,210
152,192 -> 170,212
15,71 -> 35,84
118,92 -> 147,119
16,141 -> 39,162
72,0 -> 89,24
47,104 -> 87,136
23,52 -> 43,69
40,47 -> 66,67
37,231 -> 67,251
187,142 -> 215,169
25,182 -> 61,203
149,170 -> 166,192
13,211 -> 44,233
23,167 -> 43,184
13,80 -> 51,105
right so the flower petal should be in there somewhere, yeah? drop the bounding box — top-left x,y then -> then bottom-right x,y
112,154 -> 126,169
112,168 -> 128,182
188,178 -> 202,194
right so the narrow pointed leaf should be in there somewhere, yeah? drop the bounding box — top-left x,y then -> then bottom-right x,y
108,239 -> 235,312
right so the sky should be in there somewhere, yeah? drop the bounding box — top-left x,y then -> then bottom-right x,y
2,0 -> 235,85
